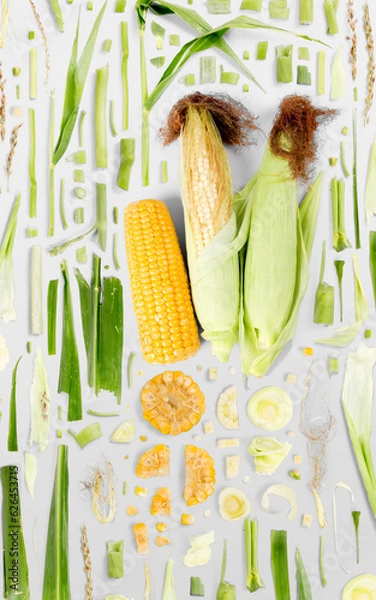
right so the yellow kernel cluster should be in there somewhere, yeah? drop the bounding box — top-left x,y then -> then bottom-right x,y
124,200 -> 200,364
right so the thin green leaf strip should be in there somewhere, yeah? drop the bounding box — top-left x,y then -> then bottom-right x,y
0,194 -> 21,323
42,445 -> 70,600
117,138 -> 135,190
271,530 -> 290,600
95,64 -> 109,169
48,279 -> 59,355
296,548 -> 312,599
1,465 -> 30,600
48,0 -> 64,32
58,261 -> 82,422
8,357 -> 22,452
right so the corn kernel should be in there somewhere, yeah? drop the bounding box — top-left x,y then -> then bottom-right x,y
156,536 -> 170,547
204,421 -> 214,435
302,513 -> 313,527
156,522 -> 168,533
286,373 -> 297,384
135,486 -> 147,497
181,513 -> 195,526
302,347 -> 314,356
294,455 -> 303,464
126,505 -> 139,516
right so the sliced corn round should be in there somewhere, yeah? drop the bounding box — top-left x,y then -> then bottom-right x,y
247,386 -> 293,431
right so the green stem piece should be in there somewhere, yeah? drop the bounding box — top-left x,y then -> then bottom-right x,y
29,47 -> 37,99
78,110 -> 86,148
29,108 -> 37,218
60,178 -> 67,229
48,279 -> 59,355
245,518 -> 264,592
127,352 -> 135,389
95,64 -> 109,169
352,107 -> 360,248
49,91 -> 55,237
110,99 -> 117,136
352,510 -> 360,564
8,357 -> 22,451
319,536 -> 326,587
121,21 -> 129,131
117,138 -> 135,190
271,530 -> 290,600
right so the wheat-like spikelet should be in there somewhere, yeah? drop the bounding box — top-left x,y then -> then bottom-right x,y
347,0 -> 358,82
80,525 -> 94,600
364,2 -> 375,125
0,62 -> 6,141
28,0 -> 50,90
6,123 -> 22,189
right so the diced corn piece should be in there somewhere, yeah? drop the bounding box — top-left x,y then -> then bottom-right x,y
302,513 -> 313,528
208,368 -> 218,380
204,421 -> 214,435
156,522 -> 168,533
286,373 -> 297,384
135,486 -> 148,497
217,438 -> 240,448
294,455 -> 303,464
181,513 -> 195,526
226,455 -> 241,479
126,505 -> 139,516
133,523 -> 149,554
302,347 -> 314,356
156,536 -> 170,547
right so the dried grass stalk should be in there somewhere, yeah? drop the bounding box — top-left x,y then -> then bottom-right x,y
364,2 -> 375,125
28,0 -> 50,89
347,0 -> 358,82
6,123 -> 22,189
81,525 -> 93,600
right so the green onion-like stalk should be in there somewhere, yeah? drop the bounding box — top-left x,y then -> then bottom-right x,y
117,138 -> 135,190
0,193 -> 21,323
313,241 -> 334,326
95,64 -> 109,169
107,540 -> 124,578
245,518 -> 264,592
352,107 -> 360,248
29,47 -> 37,99
276,45 -> 293,82
319,536 -> 327,586
370,231 -> 376,306
60,178 -> 67,229
29,108 -> 37,218
334,260 -> 345,321
352,510 -> 360,564
216,540 -> 236,599
332,177 -> 351,251
121,22 -> 129,131
299,0 -> 313,24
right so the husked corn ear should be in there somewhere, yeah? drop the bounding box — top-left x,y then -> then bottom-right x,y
124,200 -> 200,364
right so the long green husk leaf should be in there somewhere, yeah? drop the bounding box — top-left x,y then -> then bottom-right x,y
42,445 -> 70,600
8,356 -> 22,452
271,530 -> 290,600
58,261 -> 82,422
296,548 -> 312,599
1,465 -> 30,599
48,0 -> 64,32
365,136 -> 376,223
162,558 -> 176,600
0,194 -> 20,323
29,347 -> 50,451
53,2 -> 107,165
342,343 -> 376,519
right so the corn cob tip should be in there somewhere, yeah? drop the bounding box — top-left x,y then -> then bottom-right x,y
160,91 -> 259,146
270,95 -> 336,182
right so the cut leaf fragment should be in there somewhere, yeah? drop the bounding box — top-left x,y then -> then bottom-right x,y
262,484 -> 298,520
183,530 -> 215,567
111,420 -> 135,443
248,437 -> 292,475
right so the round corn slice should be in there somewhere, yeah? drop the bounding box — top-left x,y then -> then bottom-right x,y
217,386 -> 239,430
141,371 -> 205,435
247,386 -> 293,431
136,444 -> 170,478
150,487 -> 172,516
184,445 -> 216,506
218,487 -> 251,521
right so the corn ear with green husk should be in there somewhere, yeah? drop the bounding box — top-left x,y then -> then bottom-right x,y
162,93 -> 258,361
240,96 -> 334,377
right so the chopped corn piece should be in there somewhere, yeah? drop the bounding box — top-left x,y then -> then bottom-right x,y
138,370 -> 143,377
243,475 -> 251,484
228,366 -> 236,375
287,431 -> 295,437
217,438 -> 240,448
156,536 -> 170,547
193,435 -> 201,441
139,435 -> 148,442
156,522 -> 168,533
204,421 -> 214,434
150,487 -> 171,516
302,513 -> 313,527
12,107 -> 23,118
294,455 -> 303,464
286,373 -> 297,384
133,523 -> 149,554
289,469 -> 301,480
197,365 -> 202,371
302,347 -> 314,356
208,368 -> 218,380
204,510 -> 211,518
135,486 -> 148,497
181,513 -> 195,526
226,455 -> 241,479
126,505 -> 139,516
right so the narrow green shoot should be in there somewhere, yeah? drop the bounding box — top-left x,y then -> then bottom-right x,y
53,2 -> 107,164
59,261 -> 82,422
340,141 -> 350,178
29,47 -> 37,99
68,422 -> 103,448
29,108 -> 37,218
319,536 -> 326,586
332,177 -> 351,251
42,445 -> 70,599
295,548 -> 312,599
276,45 -> 293,83
271,530 -> 290,600
139,23 -> 149,186
121,22 -> 129,131
1,465 -> 30,599
117,138 -> 135,190
161,160 -> 168,183
95,63 -> 109,169
299,0 -> 313,24
370,231 -> 376,306
48,0 -> 64,31
89,254 -> 101,392
113,233 -> 120,270
0,193 -> 21,323
317,51 -> 325,95
127,351 -> 135,389
110,99 -> 117,136
352,510 -> 360,563
352,107 -> 360,248
245,518 -> 264,592
78,110 -> 86,147
96,182 -> 107,251
334,260 -> 345,322
49,90 -> 55,237
31,245 -> 43,335
216,540 -> 236,599
8,356 -> 22,451
48,279 -> 58,355
87,409 -> 120,417
60,178 -> 67,229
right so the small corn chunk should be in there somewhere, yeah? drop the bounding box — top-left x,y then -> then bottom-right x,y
302,513 -> 313,528
156,536 -> 170,547
124,200 -> 200,364
126,505 -> 139,516
133,523 -> 149,554
150,487 -> 172,516
181,513 -> 195,526
208,368 -> 218,380
294,454 -> 303,464
226,455 -> 241,479
135,486 -> 148,497
217,438 -> 240,448
285,373 -> 297,384
156,522 -> 168,533
302,347 -> 314,356
204,421 -> 214,435
289,469 -> 301,480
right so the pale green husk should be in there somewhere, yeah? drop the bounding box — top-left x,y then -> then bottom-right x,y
183,531 -> 215,566
247,386 -> 292,431
248,437 -> 291,475
24,452 -> 37,498
365,136 -> 376,223
29,347 -> 51,451
0,194 -> 21,323
342,344 -> 376,519
162,558 -> 176,600
262,484 -> 298,520
342,574 -> 376,599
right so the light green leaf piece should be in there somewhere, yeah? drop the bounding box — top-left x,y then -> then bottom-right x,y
111,420 -> 135,443
48,0 -> 64,32
262,485 -> 298,520
296,547 -> 312,600
68,422 -> 103,448
107,540 -> 124,578
53,2 -> 107,165
342,344 -> 376,519
162,558 -> 176,600
29,347 -> 51,451
330,45 -> 345,100
365,136 -> 376,223
248,437 -> 291,474
184,531 -> 215,566
0,194 -> 21,323
25,452 -> 37,498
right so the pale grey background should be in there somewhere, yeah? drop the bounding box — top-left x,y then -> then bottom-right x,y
0,0 -> 375,598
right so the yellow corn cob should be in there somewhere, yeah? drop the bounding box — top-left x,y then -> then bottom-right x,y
124,200 -> 200,364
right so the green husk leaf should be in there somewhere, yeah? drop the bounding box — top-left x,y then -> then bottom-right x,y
107,540 -> 124,578
313,241 -> 334,325
151,20 -> 165,49
162,558 -> 176,600
248,436 -> 291,474
29,347 -> 51,451
48,0 -> 64,30
99,277 -> 124,403
245,518 -> 264,592
216,540 -> 236,599
365,137 -> 376,223
42,445 -> 70,600
342,344 -> 376,518
24,452 -> 37,498
68,422 -> 103,448
330,45 -> 345,99
58,261 -> 82,422
1,465 -> 30,599
271,530 -> 290,600
190,576 -> 205,596
53,2 -> 107,165
8,357 -> 21,452
117,138 -> 135,190
0,194 -> 21,323
370,231 -> 376,306
296,547 -> 312,599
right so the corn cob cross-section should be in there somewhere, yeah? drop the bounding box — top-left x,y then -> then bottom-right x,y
124,200 -> 200,364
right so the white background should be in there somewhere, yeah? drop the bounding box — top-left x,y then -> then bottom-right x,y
1,0 -> 376,598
